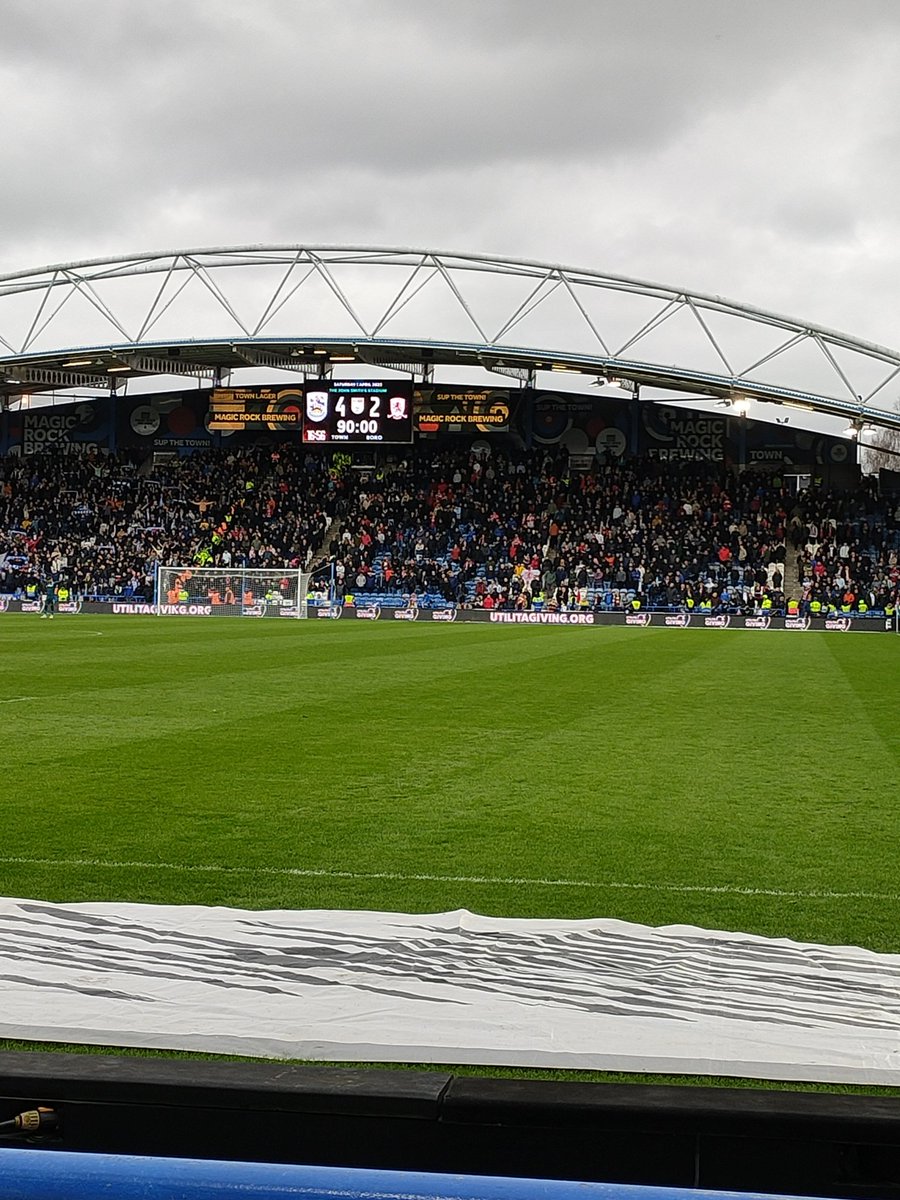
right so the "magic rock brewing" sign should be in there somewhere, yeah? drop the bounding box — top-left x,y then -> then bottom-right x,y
641,405 -> 728,462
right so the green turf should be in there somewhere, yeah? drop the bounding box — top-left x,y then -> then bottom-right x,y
2,614 -> 899,1084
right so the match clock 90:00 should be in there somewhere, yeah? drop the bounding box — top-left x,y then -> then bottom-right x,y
302,380 -> 414,443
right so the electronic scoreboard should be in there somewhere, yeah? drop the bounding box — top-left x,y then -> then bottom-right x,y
302,380 -> 414,444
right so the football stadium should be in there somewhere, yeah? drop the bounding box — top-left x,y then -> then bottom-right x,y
2,245 -> 900,1193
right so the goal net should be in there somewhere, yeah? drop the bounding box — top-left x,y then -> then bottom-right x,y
155,566 -> 311,618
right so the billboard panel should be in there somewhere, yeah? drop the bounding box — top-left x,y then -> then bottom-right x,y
414,387 -> 518,434
3,398 -> 112,456
207,387 -> 303,432
531,391 -> 631,457
118,392 -> 213,450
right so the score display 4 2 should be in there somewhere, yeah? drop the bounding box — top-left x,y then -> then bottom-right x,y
302,381 -> 414,443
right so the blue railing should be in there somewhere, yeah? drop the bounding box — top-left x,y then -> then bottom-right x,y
0,1149 -> 816,1200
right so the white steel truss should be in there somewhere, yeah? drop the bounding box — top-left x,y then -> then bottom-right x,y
0,245 -> 898,428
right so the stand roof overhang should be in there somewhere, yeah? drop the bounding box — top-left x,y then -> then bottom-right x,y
0,245 -> 898,430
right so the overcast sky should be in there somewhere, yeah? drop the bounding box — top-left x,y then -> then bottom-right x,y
3,0 -> 900,356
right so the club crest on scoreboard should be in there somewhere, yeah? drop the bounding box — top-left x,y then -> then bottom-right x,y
305,391 -> 329,422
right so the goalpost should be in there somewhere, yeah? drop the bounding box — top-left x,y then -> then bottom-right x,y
154,566 -> 312,618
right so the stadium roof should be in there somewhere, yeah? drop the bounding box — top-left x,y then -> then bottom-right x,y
1,244 -> 899,430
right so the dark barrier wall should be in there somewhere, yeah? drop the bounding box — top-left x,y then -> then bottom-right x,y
316,606 -> 895,633
1,1054 -> 899,1198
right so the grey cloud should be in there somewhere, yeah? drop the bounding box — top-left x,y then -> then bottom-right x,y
5,0 -> 897,181
1,0 -> 900,355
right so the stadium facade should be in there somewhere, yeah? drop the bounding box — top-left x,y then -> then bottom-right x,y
0,379 -> 860,484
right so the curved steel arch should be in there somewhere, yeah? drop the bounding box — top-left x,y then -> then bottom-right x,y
0,244 -> 898,428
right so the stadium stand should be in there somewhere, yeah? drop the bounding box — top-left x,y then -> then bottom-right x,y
1,444 -> 898,617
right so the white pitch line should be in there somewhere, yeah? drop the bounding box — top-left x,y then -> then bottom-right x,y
0,855 -> 897,902
0,697 -> 38,705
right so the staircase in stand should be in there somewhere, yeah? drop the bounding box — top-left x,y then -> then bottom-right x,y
780,549 -> 803,599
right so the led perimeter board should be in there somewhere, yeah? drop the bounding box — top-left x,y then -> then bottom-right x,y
302,380 -> 414,444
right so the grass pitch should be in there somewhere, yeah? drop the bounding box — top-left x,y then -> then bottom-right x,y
2,614 -> 898,946
1,614 -> 899,1084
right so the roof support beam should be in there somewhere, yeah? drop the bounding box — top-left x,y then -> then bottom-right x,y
0,364 -> 116,390
118,354 -> 217,379
230,347 -> 316,375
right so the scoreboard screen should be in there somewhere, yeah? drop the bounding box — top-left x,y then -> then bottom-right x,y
303,380 -> 414,444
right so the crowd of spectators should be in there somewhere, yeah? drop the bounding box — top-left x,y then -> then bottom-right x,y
0,446 -> 336,600
1,441 -> 898,616
792,493 -> 900,615
332,446 -> 900,616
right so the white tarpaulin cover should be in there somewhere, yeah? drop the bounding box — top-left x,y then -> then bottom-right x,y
1,898 -> 899,1083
